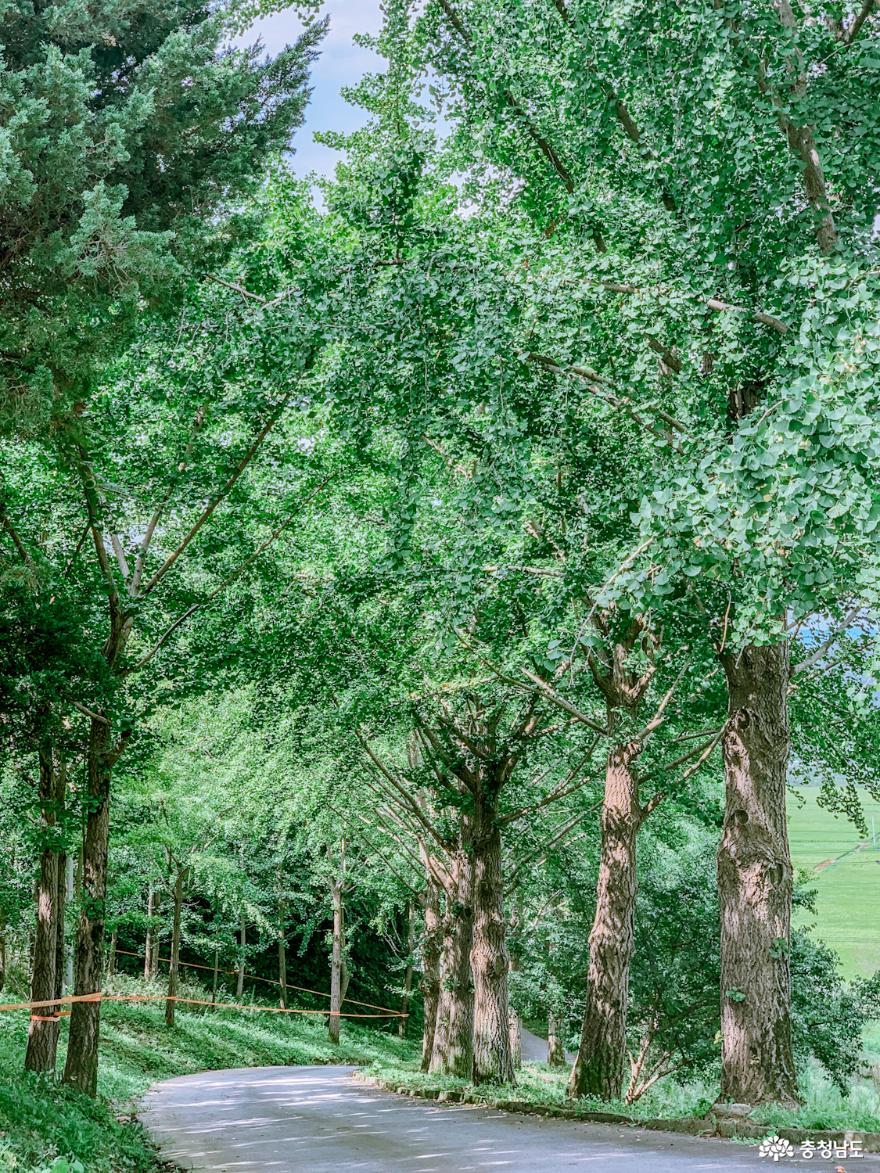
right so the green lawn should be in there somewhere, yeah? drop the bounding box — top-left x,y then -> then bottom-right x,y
788,786 -> 880,978
0,974 -> 417,1172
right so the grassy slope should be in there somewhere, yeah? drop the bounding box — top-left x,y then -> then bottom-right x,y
0,974 -> 417,1173
788,787 -> 880,977
364,1057 -> 880,1134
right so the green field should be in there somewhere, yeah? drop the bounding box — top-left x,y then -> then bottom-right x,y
788,787 -> 880,978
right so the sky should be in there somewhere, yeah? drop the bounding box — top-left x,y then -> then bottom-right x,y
238,2 -> 384,177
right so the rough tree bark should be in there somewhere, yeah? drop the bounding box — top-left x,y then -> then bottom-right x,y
429,844 -> 475,1079
569,741 -> 642,1099
328,869 -> 346,1045
717,644 -> 798,1105
144,883 -> 156,980
64,852 -> 75,990
548,1010 -> 567,1067
471,782 -> 515,1085
420,875 -> 443,1071
25,746 -> 65,1074
62,717 -> 114,1095
54,841 -> 67,1001
165,865 -> 186,1027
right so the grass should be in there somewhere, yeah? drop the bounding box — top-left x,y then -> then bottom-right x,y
363,1058 -> 880,1136
0,973 -> 418,1173
365,1057 -> 714,1119
788,786 -> 880,978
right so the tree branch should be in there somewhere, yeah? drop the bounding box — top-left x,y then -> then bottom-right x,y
76,448 -> 122,614
436,0 -> 582,203
527,353 -> 689,442
127,471 -> 334,674
0,503 -> 35,571
845,0 -> 876,45
141,381 -> 307,597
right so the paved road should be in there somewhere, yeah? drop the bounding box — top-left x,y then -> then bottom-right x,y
519,1024 -> 575,1063
140,1065 -> 877,1172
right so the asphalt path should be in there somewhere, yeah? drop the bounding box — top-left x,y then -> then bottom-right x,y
140,1064 -> 877,1172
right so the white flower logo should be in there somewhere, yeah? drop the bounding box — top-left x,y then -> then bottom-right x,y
759,1135 -> 795,1162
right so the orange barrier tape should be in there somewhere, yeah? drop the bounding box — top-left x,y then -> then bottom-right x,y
1,991 -> 408,1019
113,947 -> 404,1017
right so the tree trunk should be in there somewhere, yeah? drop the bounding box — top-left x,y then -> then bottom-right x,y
569,743 -> 642,1100
277,892 -> 288,1010
420,876 -> 442,1072
64,852 -> 75,991
25,746 -> 64,1074
0,916 -> 6,992
548,1010 -> 566,1067
165,867 -> 185,1027
718,644 -> 798,1105
55,847 -> 67,999
236,912 -> 246,998
509,1012 -> 522,1069
144,884 -> 155,980
508,893 -> 523,1072
400,899 -> 414,1039
429,845 -> 475,1079
328,874 -> 345,1045
63,717 -> 113,1096
471,797 -> 515,1085
107,930 -> 117,976
212,945 -> 220,1009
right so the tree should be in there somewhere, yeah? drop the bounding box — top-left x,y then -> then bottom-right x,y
0,0 -> 323,432
415,0 -> 880,1105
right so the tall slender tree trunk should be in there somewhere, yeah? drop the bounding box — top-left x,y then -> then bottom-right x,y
25,746 -> 64,1074
399,900 -> 414,1039
277,890 -> 288,1010
471,787 -> 515,1085
212,945 -> 220,1009
569,743 -> 642,1100
548,1010 -> 566,1067
144,884 -> 155,980
429,842 -> 475,1079
63,717 -> 113,1096
236,912 -> 246,998
64,852 -> 75,990
420,875 -> 442,1072
507,893 -> 523,1072
165,866 -> 185,1027
55,846 -> 67,999
328,877 -> 345,1044
107,930 -> 117,976
718,644 -> 798,1105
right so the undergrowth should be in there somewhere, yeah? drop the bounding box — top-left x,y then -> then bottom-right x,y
366,1054 -> 880,1135
0,973 -> 417,1172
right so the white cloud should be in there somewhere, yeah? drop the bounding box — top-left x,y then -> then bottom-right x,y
237,1 -> 384,176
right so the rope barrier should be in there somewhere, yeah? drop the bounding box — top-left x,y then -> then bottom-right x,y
2,991 -> 407,1019
113,947 -> 404,1017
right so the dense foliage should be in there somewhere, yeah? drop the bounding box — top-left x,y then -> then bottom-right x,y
1,1 -> 879,1165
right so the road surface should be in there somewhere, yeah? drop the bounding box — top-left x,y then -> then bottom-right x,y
140,1065 -> 876,1172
